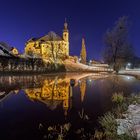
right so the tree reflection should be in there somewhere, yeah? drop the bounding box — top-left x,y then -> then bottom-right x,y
107,75 -> 134,96
79,79 -> 86,102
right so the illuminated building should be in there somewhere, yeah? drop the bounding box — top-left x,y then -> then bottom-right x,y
24,20 -> 69,60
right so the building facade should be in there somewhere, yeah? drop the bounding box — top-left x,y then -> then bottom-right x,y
11,47 -> 19,55
25,21 -> 69,61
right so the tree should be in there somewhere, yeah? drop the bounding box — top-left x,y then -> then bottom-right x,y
47,32 -> 65,70
103,16 -> 134,72
80,38 -> 87,64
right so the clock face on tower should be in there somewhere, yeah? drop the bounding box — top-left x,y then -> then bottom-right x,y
63,33 -> 68,41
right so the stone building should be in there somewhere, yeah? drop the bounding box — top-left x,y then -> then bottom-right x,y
11,47 -> 19,55
25,21 -> 69,61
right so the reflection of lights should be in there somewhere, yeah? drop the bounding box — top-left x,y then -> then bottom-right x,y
127,76 -> 130,80
125,76 -> 135,81
89,79 -> 92,82
78,80 -> 81,83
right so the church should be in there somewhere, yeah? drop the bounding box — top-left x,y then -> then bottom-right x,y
25,20 -> 69,61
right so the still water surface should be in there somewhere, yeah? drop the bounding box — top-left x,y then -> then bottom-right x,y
0,73 -> 140,139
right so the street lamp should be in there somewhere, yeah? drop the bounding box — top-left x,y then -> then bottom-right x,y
126,62 -> 131,70
127,63 -> 131,67
89,60 -> 92,66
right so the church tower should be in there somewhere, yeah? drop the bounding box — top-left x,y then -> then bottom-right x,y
63,19 -> 69,41
63,19 -> 69,56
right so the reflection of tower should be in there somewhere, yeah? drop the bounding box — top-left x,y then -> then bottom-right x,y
69,84 -> 73,109
63,83 -> 69,117
69,79 -> 75,110
63,99 -> 69,117
63,79 -> 75,117
79,79 -> 86,102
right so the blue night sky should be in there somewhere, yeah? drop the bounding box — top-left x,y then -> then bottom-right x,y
0,0 -> 140,60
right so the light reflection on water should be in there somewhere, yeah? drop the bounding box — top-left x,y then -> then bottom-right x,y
0,73 -> 140,139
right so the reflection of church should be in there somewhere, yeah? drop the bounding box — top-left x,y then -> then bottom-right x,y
24,78 -> 72,116
24,77 -> 87,116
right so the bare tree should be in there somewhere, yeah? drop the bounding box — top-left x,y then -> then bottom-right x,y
48,32 -> 65,70
103,16 -> 134,72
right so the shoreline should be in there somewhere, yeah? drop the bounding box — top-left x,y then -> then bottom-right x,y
119,70 -> 140,80
0,71 -> 112,76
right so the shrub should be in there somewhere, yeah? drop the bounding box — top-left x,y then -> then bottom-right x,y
112,92 -> 124,105
99,112 -> 117,139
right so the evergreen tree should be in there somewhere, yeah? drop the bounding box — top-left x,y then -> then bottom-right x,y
80,38 -> 87,64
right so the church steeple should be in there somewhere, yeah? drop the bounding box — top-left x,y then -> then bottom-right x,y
63,18 -> 69,42
63,18 -> 68,32
62,18 -> 69,56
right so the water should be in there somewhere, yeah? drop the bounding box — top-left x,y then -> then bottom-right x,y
0,73 -> 140,139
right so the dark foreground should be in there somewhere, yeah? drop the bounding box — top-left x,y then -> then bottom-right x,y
0,73 -> 140,140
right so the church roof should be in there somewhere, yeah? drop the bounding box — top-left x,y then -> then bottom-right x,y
0,42 -> 12,51
27,31 -> 62,43
39,31 -> 62,41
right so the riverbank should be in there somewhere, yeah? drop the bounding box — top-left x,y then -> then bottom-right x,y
95,93 -> 140,140
117,103 -> 140,140
119,70 -> 140,80
0,71 -> 67,76
0,70 -> 113,76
